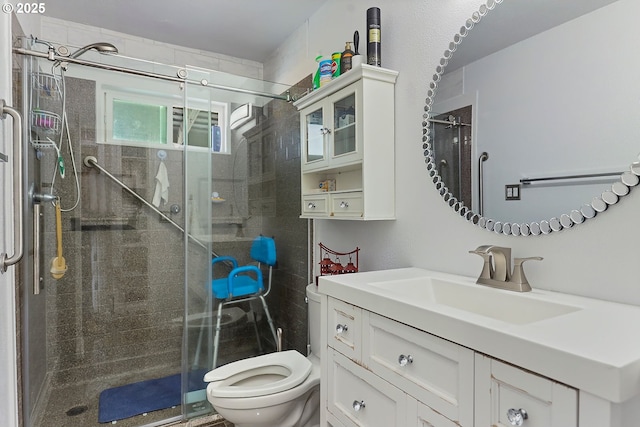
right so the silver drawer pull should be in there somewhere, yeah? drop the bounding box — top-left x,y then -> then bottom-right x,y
398,354 -> 413,366
335,324 -> 348,334
339,201 -> 349,209
352,400 -> 365,412
507,408 -> 528,426
308,202 -> 316,209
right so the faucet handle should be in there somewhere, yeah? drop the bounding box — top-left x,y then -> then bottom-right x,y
469,250 -> 494,279
510,257 -> 543,291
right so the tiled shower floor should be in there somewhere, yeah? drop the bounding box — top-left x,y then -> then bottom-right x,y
35,367 -> 185,427
33,366 -> 239,427
32,328 -> 261,427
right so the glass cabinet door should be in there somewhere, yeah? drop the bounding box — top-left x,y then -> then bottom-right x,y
305,107 -> 325,165
332,93 -> 356,157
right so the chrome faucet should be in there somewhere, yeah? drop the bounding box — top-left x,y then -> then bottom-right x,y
469,245 -> 542,292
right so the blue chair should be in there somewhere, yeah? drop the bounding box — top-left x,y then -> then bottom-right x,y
195,236 -> 279,369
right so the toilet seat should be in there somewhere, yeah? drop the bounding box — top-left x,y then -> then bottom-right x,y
204,350 -> 312,398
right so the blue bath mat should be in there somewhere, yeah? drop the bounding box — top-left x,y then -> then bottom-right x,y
98,370 -> 207,423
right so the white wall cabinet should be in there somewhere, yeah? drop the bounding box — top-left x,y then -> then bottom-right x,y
294,64 -> 398,220
322,296 -> 578,427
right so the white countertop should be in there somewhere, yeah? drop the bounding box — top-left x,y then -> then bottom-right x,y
317,267 -> 640,403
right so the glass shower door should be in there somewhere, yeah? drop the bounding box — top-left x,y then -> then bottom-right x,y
21,47 -> 191,427
182,66 -> 296,419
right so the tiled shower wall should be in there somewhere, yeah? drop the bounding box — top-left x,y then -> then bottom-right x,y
42,75 -> 188,385
243,78 -> 312,354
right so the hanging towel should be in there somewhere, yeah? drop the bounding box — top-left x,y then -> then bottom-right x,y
152,162 -> 170,207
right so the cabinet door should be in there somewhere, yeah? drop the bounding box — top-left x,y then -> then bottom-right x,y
330,91 -> 359,163
328,349 -> 407,427
302,106 -> 328,170
475,354 -> 578,427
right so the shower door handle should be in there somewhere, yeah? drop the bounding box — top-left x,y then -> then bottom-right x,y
1,100 -> 24,273
33,204 -> 41,294
478,152 -> 489,217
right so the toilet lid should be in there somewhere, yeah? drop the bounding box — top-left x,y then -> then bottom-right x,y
204,350 -> 312,398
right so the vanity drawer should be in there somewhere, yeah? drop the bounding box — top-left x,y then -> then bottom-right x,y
474,354 -> 578,427
408,396 -> 461,427
302,194 -> 329,216
362,312 -> 474,425
330,191 -> 363,218
328,348 -> 407,427
327,297 -> 362,361
326,411 -> 348,427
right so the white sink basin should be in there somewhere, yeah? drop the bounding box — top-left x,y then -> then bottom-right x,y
369,276 -> 581,325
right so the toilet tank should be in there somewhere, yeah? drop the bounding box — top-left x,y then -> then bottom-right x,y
306,284 -> 321,356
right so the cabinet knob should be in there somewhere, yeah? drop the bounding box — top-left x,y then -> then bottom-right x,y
398,354 -> 413,366
321,127 -> 332,135
506,408 -> 528,426
335,324 -> 348,334
339,201 -> 349,209
307,202 -> 316,209
352,400 -> 366,412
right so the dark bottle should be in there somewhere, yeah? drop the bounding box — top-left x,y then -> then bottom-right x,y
340,41 -> 354,73
367,7 -> 381,66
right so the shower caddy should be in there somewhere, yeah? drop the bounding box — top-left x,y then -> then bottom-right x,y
29,70 -> 62,150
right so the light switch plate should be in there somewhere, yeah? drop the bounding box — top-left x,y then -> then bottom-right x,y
505,184 -> 521,200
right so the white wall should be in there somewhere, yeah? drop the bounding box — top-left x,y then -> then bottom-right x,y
265,0 -> 640,306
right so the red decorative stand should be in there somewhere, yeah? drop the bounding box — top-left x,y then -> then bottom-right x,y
317,243 -> 360,285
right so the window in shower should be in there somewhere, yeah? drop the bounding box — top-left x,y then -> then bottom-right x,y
103,90 -> 173,145
112,99 -> 169,144
100,86 -> 229,152
172,105 -> 229,153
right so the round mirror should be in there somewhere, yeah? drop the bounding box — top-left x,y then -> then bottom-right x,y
423,0 -> 640,236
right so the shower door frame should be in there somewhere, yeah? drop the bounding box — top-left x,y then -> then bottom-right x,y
0,11 -> 20,427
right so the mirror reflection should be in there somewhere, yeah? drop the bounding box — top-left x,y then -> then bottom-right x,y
426,0 -> 640,233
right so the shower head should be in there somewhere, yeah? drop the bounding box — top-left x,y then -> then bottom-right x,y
69,42 -> 119,59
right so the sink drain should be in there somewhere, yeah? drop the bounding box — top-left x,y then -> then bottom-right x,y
66,405 -> 88,416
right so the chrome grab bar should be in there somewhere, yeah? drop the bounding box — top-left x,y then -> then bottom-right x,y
478,152 -> 489,216
83,156 -> 223,260
1,100 -> 24,273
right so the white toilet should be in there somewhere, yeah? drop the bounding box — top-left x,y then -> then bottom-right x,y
204,284 -> 321,427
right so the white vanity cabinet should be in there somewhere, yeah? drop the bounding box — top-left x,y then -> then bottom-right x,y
319,268 -> 640,427
294,64 -> 398,220
322,295 -> 578,427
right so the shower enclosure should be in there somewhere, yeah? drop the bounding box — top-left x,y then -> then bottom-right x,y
14,34 -> 309,427
429,106 -> 473,210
